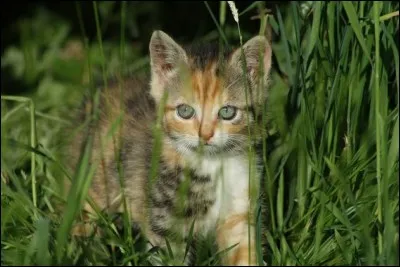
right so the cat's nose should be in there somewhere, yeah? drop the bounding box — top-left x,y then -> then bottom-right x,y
200,130 -> 214,143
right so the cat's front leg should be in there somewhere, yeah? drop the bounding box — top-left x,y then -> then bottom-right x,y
216,213 -> 257,266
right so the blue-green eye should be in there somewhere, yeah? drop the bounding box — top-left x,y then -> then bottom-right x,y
176,104 -> 195,119
218,106 -> 237,120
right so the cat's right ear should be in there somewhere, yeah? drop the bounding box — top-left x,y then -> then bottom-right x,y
149,30 -> 188,80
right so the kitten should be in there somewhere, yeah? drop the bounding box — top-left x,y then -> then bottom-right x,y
65,30 -> 272,266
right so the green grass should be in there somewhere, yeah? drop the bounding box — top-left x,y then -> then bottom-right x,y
1,1 -> 399,265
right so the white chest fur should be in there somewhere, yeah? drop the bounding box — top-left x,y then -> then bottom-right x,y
185,154 -> 255,234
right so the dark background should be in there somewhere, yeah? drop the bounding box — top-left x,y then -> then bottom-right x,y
1,1 -> 287,54
1,1 -> 288,96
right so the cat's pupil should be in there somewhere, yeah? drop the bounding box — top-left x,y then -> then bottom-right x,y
218,106 -> 237,120
177,104 -> 195,119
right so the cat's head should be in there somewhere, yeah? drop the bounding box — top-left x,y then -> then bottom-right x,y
149,30 -> 272,157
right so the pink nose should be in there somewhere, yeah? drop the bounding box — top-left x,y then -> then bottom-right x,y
200,131 -> 214,143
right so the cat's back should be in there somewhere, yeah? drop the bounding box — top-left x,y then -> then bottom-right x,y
69,75 -> 156,154
61,75 -> 156,221
98,75 -> 156,129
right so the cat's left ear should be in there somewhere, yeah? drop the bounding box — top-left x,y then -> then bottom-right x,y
149,30 -> 188,79
149,30 -> 188,102
229,35 -> 272,85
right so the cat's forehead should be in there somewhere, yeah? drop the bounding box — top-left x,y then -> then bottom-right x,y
168,43 -> 246,106
184,43 -> 232,72
189,67 -> 223,105
174,65 -> 245,108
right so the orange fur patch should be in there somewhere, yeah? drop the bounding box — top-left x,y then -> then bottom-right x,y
232,244 -> 256,266
218,213 -> 248,232
216,213 -> 257,265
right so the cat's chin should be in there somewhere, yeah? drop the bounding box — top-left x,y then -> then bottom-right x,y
173,143 -> 217,157
166,133 -> 245,157
175,142 -> 244,158
192,144 -> 220,156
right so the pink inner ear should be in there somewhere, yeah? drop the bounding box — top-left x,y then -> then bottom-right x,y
263,46 -> 272,74
242,44 -> 272,76
250,48 -> 271,79
161,63 -> 173,72
152,43 -> 173,72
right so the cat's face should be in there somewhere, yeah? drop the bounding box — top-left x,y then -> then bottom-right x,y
149,31 -> 272,157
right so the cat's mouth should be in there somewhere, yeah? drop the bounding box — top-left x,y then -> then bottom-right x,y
167,132 -> 242,156
189,141 -> 239,155
186,142 -> 216,151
